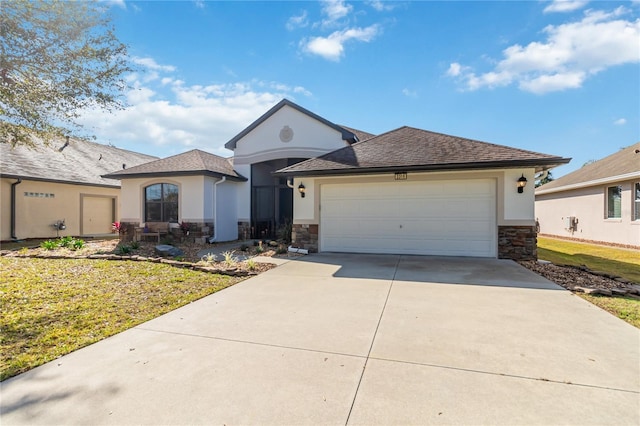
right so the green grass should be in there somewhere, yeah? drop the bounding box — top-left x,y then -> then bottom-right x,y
579,295 -> 640,328
0,257 -> 243,381
537,237 -> 640,284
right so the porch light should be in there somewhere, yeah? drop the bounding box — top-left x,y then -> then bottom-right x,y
517,174 -> 528,193
298,183 -> 306,198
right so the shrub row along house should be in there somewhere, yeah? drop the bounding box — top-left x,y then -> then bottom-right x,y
535,142 -> 640,249
100,99 -> 570,260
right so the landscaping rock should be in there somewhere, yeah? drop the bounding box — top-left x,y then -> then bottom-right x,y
154,245 -> 184,258
610,288 -> 628,296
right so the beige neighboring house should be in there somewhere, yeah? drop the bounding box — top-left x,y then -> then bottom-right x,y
0,137 -> 157,241
535,142 -> 640,248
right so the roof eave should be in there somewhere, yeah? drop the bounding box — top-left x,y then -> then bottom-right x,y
1,173 -> 121,188
536,170 -> 640,195
101,170 -> 248,182
274,158 -> 571,177
224,99 -> 356,150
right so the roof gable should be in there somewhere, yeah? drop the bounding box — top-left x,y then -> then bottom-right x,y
224,99 -> 358,150
0,137 -> 157,187
276,126 -> 570,176
102,149 -> 246,181
536,142 -> 640,194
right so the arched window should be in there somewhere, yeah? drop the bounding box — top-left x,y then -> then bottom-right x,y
145,183 -> 178,222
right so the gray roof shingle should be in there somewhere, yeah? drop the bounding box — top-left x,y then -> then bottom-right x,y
275,126 -> 570,176
102,149 -> 247,181
536,142 -> 640,193
0,137 -> 157,187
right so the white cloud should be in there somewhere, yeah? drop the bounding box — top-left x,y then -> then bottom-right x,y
543,0 -> 589,14
287,11 -> 309,31
132,57 -> 176,72
302,25 -> 380,61
368,1 -> 397,12
320,0 -> 353,28
194,0 -> 205,9
614,118 -> 627,125
447,7 -> 640,94
402,88 -> 417,98
76,63 -> 313,156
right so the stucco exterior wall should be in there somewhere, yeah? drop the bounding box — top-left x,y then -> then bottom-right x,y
293,168 -> 536,228
535,180 -> 640,248
232,105 -> 349,166
234,164 -> 251,223
291,168 -> 536,258
119,176 -> 207,224
1,178 -> 119,240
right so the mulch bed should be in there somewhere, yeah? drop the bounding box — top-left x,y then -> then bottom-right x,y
0,239 -> 293,276
519,260 -> 640,297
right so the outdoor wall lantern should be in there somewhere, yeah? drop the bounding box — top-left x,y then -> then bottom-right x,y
517,174 -> 528,193
298,183 -> 306,198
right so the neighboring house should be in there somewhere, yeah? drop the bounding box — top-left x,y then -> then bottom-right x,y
106,99 -> 570,260
535,143 -> 640,249
0,137 -> 157,241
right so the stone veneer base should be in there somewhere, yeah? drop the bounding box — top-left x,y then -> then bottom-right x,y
291,224 -> 318,253
498,225 -> 537,261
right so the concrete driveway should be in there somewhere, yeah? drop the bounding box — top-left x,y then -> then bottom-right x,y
2,254 -> 639,425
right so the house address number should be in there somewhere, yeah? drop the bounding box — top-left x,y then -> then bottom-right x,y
394,172 -> 407,181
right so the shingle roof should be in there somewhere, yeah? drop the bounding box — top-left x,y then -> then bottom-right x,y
0,137 -> 157,187
102,149 -> 247,181
339,125 -> 376,142
224,99 -> 359,149
536,142 -> 640,194
275,126 -> 570,176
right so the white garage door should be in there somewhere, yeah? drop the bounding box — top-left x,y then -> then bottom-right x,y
320,179 -> 496,257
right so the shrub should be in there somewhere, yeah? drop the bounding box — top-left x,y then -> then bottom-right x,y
239,243 -> 249,252
222,251 -> 236,268
129,241 -> 140,250
275,245 -> 287,255
71,239 -> 85,250
277,220 -> 292,244
58,236 -> 74,248
115,245 -> 132,255
40,240 -> 58,250
246,258 -> 257,271
200,253 -> 216,265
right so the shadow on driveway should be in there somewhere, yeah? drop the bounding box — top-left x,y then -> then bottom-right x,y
295,252 -> 564,290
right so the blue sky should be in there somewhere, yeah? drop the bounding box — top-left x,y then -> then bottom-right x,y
81,0 -> 640,178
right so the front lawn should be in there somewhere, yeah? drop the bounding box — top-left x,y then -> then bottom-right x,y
0,257 -> 243,381
537,237 -> 640,284
581,295 -> 640,328
536,237 -> 640,328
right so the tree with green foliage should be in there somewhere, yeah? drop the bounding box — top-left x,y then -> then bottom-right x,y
0,0 -> 131,146
535,170 -> 554,187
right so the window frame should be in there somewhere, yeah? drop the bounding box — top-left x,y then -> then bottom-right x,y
605,185 -> 622,220
634,182 -> 640,222
144,183 -> 179,222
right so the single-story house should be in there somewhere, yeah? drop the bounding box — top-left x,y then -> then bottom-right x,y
105,99 -> 570,260
535,142 -> 640,249
0,137 -> 157,241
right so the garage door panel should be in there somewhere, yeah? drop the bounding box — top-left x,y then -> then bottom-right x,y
320,180 -> 496,257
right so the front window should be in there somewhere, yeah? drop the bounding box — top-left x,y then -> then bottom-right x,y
606,185 -> 622,219
145,183 -> 178,222
634,182 -> 640,221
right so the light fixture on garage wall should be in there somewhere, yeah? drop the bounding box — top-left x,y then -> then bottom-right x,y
298,183 -> 306,198
517,174 -> 528,193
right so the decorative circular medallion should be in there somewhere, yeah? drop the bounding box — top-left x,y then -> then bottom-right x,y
279,125 -> 294,143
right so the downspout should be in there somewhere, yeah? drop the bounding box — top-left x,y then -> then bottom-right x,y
208,176 -> 226,243
10,179 -> 22,240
